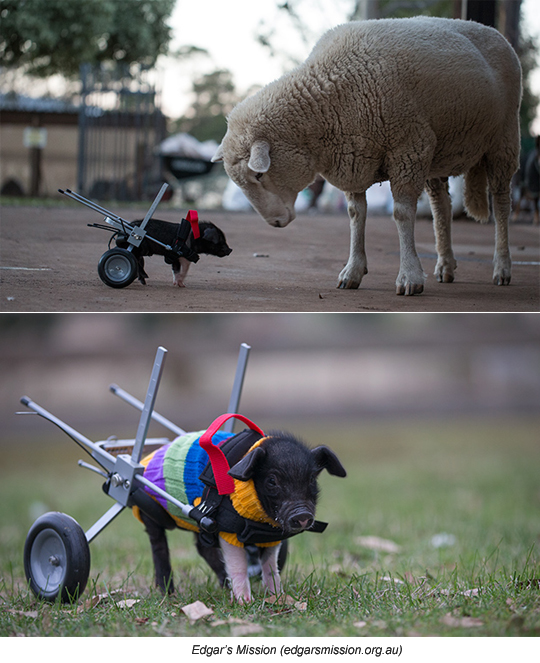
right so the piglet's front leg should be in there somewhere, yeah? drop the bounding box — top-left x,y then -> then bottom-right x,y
220,537 -> 251,604
260,544 -> 282,595
172,257 -> 191,287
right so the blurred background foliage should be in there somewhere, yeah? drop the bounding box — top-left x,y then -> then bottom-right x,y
1,313 -> 539,439
1,0 -> 537,144
0,0 -> 176,77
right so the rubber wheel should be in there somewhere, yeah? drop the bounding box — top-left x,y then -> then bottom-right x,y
24,512 -> 91,602
97,248 -> 138,288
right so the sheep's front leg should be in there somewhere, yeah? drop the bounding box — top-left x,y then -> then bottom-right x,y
425,177 -> 457,283
337,191 -> 368,289
260,544 -> 282,596
392,192 -> 426,295
220,538 -> 251,604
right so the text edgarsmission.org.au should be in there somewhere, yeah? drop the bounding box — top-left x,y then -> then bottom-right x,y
191,644 -> 403,657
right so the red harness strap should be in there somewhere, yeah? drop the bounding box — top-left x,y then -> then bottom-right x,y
198,413 -> 265,495
186,209 -> 200,239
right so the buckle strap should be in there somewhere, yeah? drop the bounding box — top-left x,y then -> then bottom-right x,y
171,218 -> 200,263
199,414 -> 265,495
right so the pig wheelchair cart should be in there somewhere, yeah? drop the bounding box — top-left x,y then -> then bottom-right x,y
19,343 -> 279,602
58,183 -> 199,289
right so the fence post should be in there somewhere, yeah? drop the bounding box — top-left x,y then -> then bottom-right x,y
77,63 -> 91,194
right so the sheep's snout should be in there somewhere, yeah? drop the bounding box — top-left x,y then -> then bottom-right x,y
265,208 -> 295,228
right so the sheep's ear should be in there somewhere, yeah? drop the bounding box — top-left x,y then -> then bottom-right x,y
211,143 -> 224,163
248,141 -> 271,173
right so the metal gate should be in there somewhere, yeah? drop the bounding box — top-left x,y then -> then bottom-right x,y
77,63 -> 167,201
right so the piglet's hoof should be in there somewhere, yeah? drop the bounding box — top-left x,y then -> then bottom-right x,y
231,592 -> 252,606
396,283 -> 424,296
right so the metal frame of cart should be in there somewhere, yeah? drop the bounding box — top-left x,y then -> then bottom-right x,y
59,183 -> 198,289
19,343 -> 252,602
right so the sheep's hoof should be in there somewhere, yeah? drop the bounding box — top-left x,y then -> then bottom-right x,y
493,274 -> 511,286
337,279 -> 361,289
436,272 -> 454,283
396,283 -> 424,296
434,258 -> 456,284
492,257 -> 511,286
337,265 -> 367,289
492,264 -> 511,286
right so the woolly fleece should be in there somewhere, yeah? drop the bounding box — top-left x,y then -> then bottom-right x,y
214,17 -> 521,295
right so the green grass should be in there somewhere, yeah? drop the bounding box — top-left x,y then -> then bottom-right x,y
1,416 -> 539,637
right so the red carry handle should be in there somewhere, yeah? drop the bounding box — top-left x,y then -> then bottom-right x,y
186,209 -> 200,239
199,413 -> 264,495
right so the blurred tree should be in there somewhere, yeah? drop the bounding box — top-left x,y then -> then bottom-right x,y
348,0 -> 455,20
465,0 -> 497,25
518,32 -> 539,147
0,0 -> 175,78
173,69 -> 242,142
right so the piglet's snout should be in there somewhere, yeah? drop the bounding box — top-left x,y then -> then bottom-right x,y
287,510 -> 314,532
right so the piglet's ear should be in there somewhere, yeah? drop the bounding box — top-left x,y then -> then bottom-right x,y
202,226 -> 218,242
311,446 -> 347,477
228,446 -> 266,481
248,141 -> 271,173
211,143 -> 224,163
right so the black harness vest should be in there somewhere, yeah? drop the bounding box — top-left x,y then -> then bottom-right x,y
131,428 -> 327,548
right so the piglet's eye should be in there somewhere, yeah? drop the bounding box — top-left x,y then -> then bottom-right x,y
255,172 -> 264,181
266,475 -> 278,491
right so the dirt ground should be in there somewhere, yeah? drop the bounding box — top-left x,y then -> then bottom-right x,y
1,202 -> 538,312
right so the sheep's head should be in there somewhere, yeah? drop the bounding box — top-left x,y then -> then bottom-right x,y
212,135 -> 314,228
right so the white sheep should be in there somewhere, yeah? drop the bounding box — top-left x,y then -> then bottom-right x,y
212,17 -> 522,295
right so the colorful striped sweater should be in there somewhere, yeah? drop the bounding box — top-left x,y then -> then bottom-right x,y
134,430 -> 281,547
